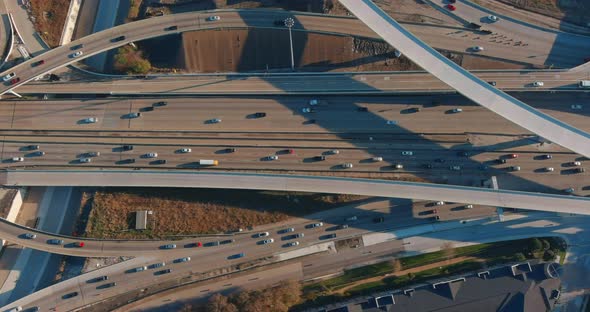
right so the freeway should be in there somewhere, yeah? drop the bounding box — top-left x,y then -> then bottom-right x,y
17,68 -> 590,95
338,0 -> 590,159
0,170 -> 589,214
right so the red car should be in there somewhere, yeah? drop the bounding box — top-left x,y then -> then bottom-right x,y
34,60 -> 45,66
196,242 -> 202,247
446,4 -> 456,11
508,153 -> 519,159
75,242 -> 85,248
286,149 -> 295,154
9,77 -> 20,85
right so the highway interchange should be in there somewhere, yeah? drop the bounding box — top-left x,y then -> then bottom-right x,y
0,0 -> 589,311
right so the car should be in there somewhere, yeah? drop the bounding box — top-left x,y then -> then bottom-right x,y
357,106 -> 369,112
151,262 -> 166,269
83,117 -> 98,123
220,239 -> 235,245
345,216 -> 358,221
280,227 -> 295,234
79,158 -> 91,163
329,150 -> 340,155
394,163 -> 403,169
92,276 -> 108,282
565,187 -> 575,193
254,112 -> 267,118
161,244 -> 176,249
574,167 -> 586,173
62,292 -> 79,299
497,158 -> 507,164
127,112 -> 141,118
309,222 -> 323,228
97,282 -> 117,289
302,107 -> 315,113
434,158 -> 445,163
446,4 -> 456,11
153,11 -> 164,16
262,238 -> 274,244
23,233 -> 37,239
153,159 -> 167,165
386,120 -> 397,125
9,77 -> 20,85
145,153 -> 158,158
373,216 -> 385,223
452,108 -> 463,113
487,81 -> 497,86
207,15 -> 221,21
85,152 -> 100,157
401,151 -> 413,156
166,25 -> 178,31
7,306 -> 23,312
133,266 -> 148,272
33,60 -> 45,66
465,204 -> 474,209
472,46 -> 484,52
285,149 -> 295,154
155,268 -> 172,275
48,239 -> 64,245
449,165 -> 461,171
27,145 -> 40,150
435,215 -> 441,221
206,241 -> 221,247
488,15 -> 499,22
508,153 -> 519,159
571,104 -> 583,110
267,155 -> 279,161
122,145 -> 134,151
309,99 -> 319,105
457,151 -> 469,157
510,166 -> 521,171
70,51 -> 83,58
153,101 -> 167,107
257,232 -> 270,237
174,257 -> 191,263
225,148 -> 236,153
423,163 -> 434,169
479,165 -> 489,171
195,242 -> 203,247
315,155 -> 326,161
372,157 -> 383,162
2,72 -> 15,81
12,157 -> 24,162
71,43 -> 84,50
338,224 -> 349,230
295,233 -> 305,238
342,163 -> 353,168
325,233 -> 337,239
545,167 -> 555,172
285,241 -> 299,247
435,201 -> 445,206
541,154 -> 552,159
533,81 -> 544,87
74,242 -> 85,247
405,107 -> 421,113
207,118 -> 222,123
179,148 -> 191,153
228,253 -> 245,259
111,35 -> 126,42
572,161 -> 582,166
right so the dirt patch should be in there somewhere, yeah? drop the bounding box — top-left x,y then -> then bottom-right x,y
83,188 -> 367,239
29,0 -> 71,47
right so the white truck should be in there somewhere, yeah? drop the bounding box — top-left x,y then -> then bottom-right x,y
199,159 -> 219,166
579,80 -> 590,88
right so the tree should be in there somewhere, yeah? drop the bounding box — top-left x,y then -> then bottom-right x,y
515,252 -> 526,261
543,250 -> 556,261
114,46 -> 152,74
207,293 -> 237,312
407,272 -> 416,280
530,238 -> 543,252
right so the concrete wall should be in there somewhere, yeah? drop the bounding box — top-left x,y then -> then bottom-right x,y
2,189 -> 24,247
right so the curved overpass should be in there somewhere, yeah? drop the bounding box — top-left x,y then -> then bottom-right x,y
338,0 -> 590,158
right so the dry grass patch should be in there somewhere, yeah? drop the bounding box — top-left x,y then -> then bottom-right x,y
84,188 -> 366,239
29,0 -> 71,47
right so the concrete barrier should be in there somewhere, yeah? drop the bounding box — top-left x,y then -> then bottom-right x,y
59,0 -> 82,46
1,189 -> 24,247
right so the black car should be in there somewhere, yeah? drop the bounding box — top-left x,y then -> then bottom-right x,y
575,168 -> 586,173
153,101 -> 168,107
87,275 -> 108,283
70,43 -> 84,50
497,158 -> 507,164
315,155 -> 326,161
120,158 -> 135,164
254,112 -> 267,118
153,159 -> 167,165
62,292 -> 79,299
541,154 -> 553,159
27,145 -> 40,150
226,148 -> 236,153
220,239 -> 235,245
155,269 -> 172,275
434,158 -> 445,163
122,145 -> 134,151
373,217 -> 385,223
423,163 -> 433,169
357,107 -> 368,112
487,81 -> 497,86
141,106 -> 155,112
166,25 -> 178,31
457,151 -> 470,157
97,282 -> 117,289
111,35 -> 126,42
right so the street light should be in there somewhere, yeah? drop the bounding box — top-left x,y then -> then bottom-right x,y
284,17 -> 295,71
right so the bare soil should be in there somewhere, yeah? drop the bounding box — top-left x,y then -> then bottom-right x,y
29,0 -> 71,47
83,188 -> 367,239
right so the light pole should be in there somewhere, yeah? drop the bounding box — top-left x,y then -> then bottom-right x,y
284,18 -> 295,71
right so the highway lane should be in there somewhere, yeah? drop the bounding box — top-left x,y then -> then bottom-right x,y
338,0 -> 590,159
17,70 -> 589,95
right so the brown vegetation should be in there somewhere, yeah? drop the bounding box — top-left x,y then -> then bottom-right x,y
83,188 -> 366,239
29,0 -> 71,47
114,45 -> 152,74
204,281 -> 301,312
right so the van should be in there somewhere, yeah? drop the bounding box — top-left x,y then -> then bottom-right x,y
579,80 -> 590,88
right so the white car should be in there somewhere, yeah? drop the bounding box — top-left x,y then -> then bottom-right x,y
465,204 -> 474,209
435,201 -> 445,206
533,81 -> 544,87
545,167 -> 554,172
23,233 -> 37,239
309,99 -> 319,105
286,241 -> 299,247
572,161 -> 582,166
488,15 -> 499,22
145,153 -> 158,158
386,120 -> 397,125
449,165 -> 462,171
372,157 -> 383,162
565,187 -> 575,193
2,72 -> 15,81
175,257 -> 191,263
83,117 -> 98,123
452,108 -> 463,113
329,149 -> 340,155
571,104 -> 583,110
302,107 -> 313,113
472,46 -> 484,52
207,15 -> 221,21
401,151 -> 413,156
70,51 -> 83,58
128,112 -> 141,118
394,163 -> 403,169
267,155 -> 278,161
179,148 -> 191,153
79,158 -> 91,163
11,157 -> 24,162
342,163 -> 353,168
262,238 -> 274,244
208,118 -> 221,123
309,222 -> 323,228
257,232 -> 269,237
